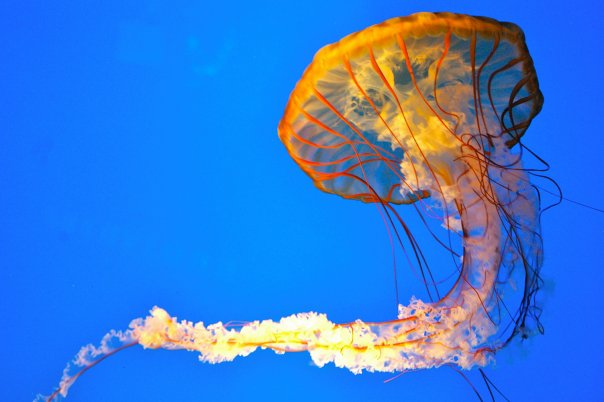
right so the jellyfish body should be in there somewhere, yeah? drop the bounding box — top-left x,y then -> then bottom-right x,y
41,13 -> 544,401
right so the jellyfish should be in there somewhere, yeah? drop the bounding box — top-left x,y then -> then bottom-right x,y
40,12 -> 545,401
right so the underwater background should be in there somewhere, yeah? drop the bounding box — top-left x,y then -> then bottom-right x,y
1,0 -> 602,401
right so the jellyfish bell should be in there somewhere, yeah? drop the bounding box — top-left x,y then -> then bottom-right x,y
279,12 -> 542,204
40,12 -> 545,401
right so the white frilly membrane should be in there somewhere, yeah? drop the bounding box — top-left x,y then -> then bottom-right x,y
39,143 -> 541,400
38,140 -> 540,400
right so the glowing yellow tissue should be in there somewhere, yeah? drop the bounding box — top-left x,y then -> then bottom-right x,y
40,12 -> 545,401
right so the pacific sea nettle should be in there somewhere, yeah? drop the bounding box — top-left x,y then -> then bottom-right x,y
41,12 -> 544,401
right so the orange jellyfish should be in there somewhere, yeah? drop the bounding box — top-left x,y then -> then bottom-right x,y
40,12 -> 545,401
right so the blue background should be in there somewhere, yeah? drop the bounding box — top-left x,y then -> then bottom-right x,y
2,1 -> 602,401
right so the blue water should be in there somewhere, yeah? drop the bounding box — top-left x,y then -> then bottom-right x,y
2,1 -> 602,401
